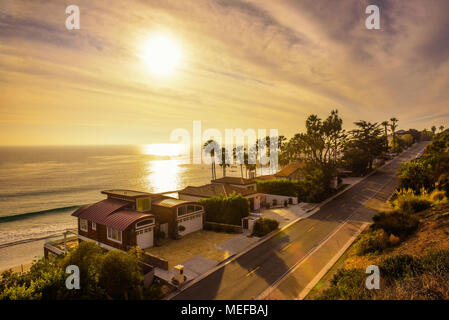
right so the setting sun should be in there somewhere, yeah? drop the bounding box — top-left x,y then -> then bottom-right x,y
140,35 -> 181,76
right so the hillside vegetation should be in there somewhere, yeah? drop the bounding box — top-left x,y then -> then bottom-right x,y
310,130 -> 449,300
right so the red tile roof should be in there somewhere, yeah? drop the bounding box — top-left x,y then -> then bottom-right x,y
275,162 -> 306,178
103,210 -> 153,231
72,198 -> 152,230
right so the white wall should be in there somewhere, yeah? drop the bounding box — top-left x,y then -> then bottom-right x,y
265,194 -> 298,206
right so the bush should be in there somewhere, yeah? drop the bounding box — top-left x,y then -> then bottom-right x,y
380,254 -> 424,279
372,210 -> 419,238
199,192 -> 250,226
398,161 -> 434,193
420,250 -> 449,275
354,229 -> 389,255
429,189 -> 447,203
393,189 -> 432,213
256,179 -> 298,197
319,268 -> 373,300
252,218 -> 279,237
178,225 -> 186,232
272,199 -> 278,206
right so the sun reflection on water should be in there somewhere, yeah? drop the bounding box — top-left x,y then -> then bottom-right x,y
143,159 -> 186,193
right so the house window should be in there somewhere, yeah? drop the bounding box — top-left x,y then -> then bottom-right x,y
136,197 -> 151,212
80,219 -> 88,232
107,226 -> 122,243
92,222 -> 97,230
136,219 -> 154,229
178,205 -> 203,217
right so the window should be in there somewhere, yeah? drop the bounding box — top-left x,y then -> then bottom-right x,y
177,206 -> 187,216
80,219 -> 88,232
178,205 -> 203,217
107,226 -> 122,243
136,219 -> 154,228
136,197 -> 151,212
92,222 -> 97,230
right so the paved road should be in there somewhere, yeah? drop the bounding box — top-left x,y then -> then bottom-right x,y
172,142 -> 428,300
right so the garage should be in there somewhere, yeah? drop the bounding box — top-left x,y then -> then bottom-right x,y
136,219 -> 154,249
178,212 -> 203,236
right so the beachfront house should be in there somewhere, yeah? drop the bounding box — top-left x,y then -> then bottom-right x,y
72,190 -> 204,251
178,177 -> 263,211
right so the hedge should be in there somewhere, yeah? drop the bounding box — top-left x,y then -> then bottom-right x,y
199,192 -> 250,226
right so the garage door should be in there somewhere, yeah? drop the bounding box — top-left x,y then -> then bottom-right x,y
179,214 -> 203,236
136,226 -> 154,249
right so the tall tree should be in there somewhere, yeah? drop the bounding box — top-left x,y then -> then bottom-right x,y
381,121 -> 389,154
288,109 -> 344,168
204,140 -> 218,180
439,125 -> 445,132
343,121 -> 384,175
390,117 -> 399,153
218,147 -> 230,177
431,125 -> 437,135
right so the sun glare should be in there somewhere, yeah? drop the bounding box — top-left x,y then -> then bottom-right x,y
142,144 -> 185,156
140,35 -> 181,76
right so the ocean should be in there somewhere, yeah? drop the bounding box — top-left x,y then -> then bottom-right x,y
0,145 -> 226,248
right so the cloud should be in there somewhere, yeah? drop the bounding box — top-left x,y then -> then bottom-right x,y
0,0 -> 448,145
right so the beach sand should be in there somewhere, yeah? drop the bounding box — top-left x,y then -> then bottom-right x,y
0,240 -> 44,273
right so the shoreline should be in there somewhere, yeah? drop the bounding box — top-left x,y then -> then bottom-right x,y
0,239 -> 45,272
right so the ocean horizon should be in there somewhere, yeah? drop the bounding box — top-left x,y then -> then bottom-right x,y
0,145 -> 272,248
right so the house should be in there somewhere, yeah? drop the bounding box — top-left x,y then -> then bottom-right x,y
178,176 -> 263,211
273,162 -> 306,180
72,189 -> 204,251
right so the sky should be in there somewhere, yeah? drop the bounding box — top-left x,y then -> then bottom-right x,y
0,0 -> 448,146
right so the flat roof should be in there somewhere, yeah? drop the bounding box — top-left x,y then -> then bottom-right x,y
152,197 -> 197,208
101,189 -> 153,199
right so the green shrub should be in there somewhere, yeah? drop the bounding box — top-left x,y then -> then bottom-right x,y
252,218 -> 279,237
199,192 -> 250,226
379,254 -> 424,279
319,268 -> 372,300
398,161 -> 434,193
354,229 -> 389,255
372,210 -> 419,238
256,179 -> 298,197
393,189 -> 432,213
420,250 -> 449,275
272,199 -> 278,206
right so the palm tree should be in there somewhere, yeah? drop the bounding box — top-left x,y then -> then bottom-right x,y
218,147 -> 230,177
431,125 -> 437,135
390,117 -> 398,153
203,140 -> 217,180
381,121 -> 389,153
440,125 -> 445,132
233,146 -> 247,178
